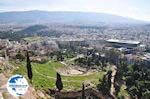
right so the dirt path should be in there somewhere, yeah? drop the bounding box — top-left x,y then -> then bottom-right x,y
34,68 -> 84,83
0,73 -> 7,99
110,65 -> 117,98
64,54 -> 84,65
68,54 -> 84,62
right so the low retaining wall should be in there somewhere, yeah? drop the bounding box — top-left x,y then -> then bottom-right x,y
46,88 -> 114,99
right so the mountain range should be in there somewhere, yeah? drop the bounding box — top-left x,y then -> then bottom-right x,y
0,10 -> 148,26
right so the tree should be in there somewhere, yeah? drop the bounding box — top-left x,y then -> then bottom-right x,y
101,57 -> 106,70
143,91 -> 150,99
26,51 -> 33,83
16,53 -> 25,61
125,61 -> 150,99
105,49 -> 121,65
114,82 -> 120,96
56,52 -> 64,61
97,70 -> 112,95
82,83 -> 85,99
56,72 -> 63,91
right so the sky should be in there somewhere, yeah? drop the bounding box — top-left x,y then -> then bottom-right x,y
0,0 -> 150,21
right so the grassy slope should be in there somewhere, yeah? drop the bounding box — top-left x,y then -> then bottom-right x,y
12,61 -> 106,91
23,36 -> 43,42
118,85 -> 130,98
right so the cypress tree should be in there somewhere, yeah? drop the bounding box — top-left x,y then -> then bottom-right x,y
26,51 -> 33,83
82,83 -> 85,99
56,72 -> 63,91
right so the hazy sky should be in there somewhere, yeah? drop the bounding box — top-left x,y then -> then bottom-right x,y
0,0 -> 150,21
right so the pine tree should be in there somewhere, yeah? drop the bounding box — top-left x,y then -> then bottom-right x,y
56,72 -> 63,91
26,51 -> 33,83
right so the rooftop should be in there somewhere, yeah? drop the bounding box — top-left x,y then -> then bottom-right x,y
107,39 -> 140,45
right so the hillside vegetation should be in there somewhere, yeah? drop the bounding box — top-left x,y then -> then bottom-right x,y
12,61 -> 106,91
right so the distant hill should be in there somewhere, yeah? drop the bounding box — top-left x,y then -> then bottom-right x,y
15,25 -> 60,37
0,25 -> 62,40
0,10 -> 147,25
17,25 -> 48,34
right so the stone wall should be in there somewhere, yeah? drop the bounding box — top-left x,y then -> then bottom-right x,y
46,88 -> 113,99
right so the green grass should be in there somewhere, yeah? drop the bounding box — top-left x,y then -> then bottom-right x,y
0,68 -> 3,73
12,61 -> 106,91
23,36 -> 43,42
118,84 -> 130,98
